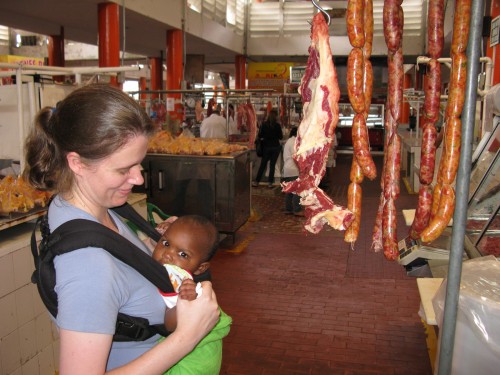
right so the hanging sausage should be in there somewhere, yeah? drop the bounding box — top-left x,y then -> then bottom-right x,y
420,0 -> 471,243
345,0 -> 377,245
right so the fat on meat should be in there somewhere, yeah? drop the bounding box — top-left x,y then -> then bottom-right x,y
282,12 -> 353,233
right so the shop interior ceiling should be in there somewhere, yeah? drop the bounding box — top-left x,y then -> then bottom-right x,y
0,0 -> 437,79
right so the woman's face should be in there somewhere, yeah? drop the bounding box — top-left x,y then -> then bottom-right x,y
76,134 -> 148,209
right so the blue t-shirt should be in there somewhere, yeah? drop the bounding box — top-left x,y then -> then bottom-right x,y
49,195 -> 166,370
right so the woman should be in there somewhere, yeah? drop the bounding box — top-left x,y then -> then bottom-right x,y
282,127 -> 303,216
253,109 -> 283,188
23,84 -> 219,375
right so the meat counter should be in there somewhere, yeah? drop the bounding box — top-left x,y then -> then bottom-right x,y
135,151 -> 251,237
336,103 -> 385,150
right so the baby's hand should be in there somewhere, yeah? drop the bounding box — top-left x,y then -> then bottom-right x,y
178,279 -> 198,301
155,216 -> 178,235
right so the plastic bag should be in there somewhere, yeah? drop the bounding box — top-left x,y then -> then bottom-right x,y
432,256 -> 500,374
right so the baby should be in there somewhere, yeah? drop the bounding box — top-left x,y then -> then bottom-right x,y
152,215 -> 219,331
152,215 -> 232,375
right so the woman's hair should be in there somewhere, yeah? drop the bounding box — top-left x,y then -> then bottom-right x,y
267,109 -> 278,125
23,84 -> 155,193
289,127 -> 298,137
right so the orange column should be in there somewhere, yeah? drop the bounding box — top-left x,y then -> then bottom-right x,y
98,2 -> 120,87
166,29 -> 184,122
139,77 -> 147,108
486,1 -> 500,86
235,55 -> 246,90
48,26 -> 65,83
150,57 -> 163,100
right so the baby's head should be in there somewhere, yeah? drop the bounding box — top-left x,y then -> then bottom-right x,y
152,215 -> 219,275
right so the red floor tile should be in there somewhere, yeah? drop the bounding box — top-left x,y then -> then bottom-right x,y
213,155 -> 432,375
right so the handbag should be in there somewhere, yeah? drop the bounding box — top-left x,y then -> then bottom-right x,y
255,137 -> 263,157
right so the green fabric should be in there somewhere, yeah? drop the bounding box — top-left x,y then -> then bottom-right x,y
162,309 -> 232,375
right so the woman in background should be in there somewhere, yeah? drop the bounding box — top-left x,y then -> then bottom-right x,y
252,109 -> 283,188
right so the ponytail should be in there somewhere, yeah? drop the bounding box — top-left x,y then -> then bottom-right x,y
23,107 -> 68,192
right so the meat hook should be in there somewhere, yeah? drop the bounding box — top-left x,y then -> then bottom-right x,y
311,0 -> 331,25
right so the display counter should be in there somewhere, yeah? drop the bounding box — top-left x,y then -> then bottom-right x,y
337,103 -> 385,150
137,151 -> 251,237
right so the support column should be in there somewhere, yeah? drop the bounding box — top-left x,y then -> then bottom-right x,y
486,1 -> 500,85
166,29 -> 184,123
98,2 -> 120,87
139,76 -> 147,108
235,55 -> 246,90
48,26 -> 65,83
401,73 -> 412,125
150,57 -> 163,100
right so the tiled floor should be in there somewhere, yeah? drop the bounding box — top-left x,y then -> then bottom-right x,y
211,154 -> 433,375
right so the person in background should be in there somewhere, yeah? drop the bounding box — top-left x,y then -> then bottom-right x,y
282,127 -> 303,216
252,109 -> 283,188
23,84 -> 220,374
200,108 -> 227,139
227,104 -> 239,135
152,215 -> 232,375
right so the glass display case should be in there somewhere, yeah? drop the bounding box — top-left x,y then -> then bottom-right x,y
465,119 -> 500,258
336,103 -> 385,150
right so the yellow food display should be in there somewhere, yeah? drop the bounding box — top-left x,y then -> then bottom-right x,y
148,131 -> 248,156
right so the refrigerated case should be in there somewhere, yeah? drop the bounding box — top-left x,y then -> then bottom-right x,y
336,103 -> 385,150
137,151 -> 251,236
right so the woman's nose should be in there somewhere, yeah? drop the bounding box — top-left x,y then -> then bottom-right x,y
129,166 -> 144,185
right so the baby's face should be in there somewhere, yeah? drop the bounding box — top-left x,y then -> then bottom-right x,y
152,221 -> 208,274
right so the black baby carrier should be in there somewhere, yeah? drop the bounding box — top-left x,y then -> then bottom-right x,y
30,202 -> 209,342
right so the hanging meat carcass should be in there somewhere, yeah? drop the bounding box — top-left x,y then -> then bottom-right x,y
282,12 -> 353,233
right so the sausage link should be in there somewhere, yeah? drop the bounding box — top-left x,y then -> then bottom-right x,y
430,182 -> 442,220
363,59 -> 373,115
383,0 -> 404,52
347,48 -> 365,114
388,48 -> 403,122
347,0 -> 365,48
383,198 -> 399,261
410,184 -> 433,239
345,182 -> 362,243
451,0 -> 472,55
441,117 -> 461,185
383,134 -> 401,200
363,0 -> 374,58
446,53 -> 467,118
421,185 -> 455,243
350,157 -> 365,184
427,0 -> 445,59
372,192 -> 385,252
419,122 -> 438,185
424,59 -> 441,123
352,113 -> 377,180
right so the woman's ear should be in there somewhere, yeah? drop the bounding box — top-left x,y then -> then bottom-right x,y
66,151 -> 84,175
193,262 -> 210,275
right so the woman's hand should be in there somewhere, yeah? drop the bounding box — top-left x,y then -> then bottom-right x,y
175,281 -> 220,342
155,216 -> 178,235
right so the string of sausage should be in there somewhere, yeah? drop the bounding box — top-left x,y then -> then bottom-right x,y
409,0 -> 444,239
420,0 -> 471,242
345,0 -> 377,245
282,12 -> 353,233
371,0 -> 404,260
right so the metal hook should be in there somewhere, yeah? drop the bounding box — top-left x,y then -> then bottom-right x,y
311,0 -> 331,25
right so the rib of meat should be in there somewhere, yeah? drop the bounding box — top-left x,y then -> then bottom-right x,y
236,102 -> 257,148
282,12 -> 353,233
